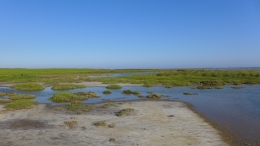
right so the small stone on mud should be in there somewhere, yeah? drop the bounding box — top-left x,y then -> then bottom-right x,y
109,138 -> 116,142
167,115 -> 174,117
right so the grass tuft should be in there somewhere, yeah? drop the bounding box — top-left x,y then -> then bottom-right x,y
102,103 -> 118,108
0,99 -> 12,103
4,99 -> 39,110
51,84 -> 86,90
74,91 -> 100,99
116,108 -> 134,116
64,121 -> 77,129
49,92 -> 79,102
65,103 -> 93,111
108,123 -> 115,128
147,93 -> 162,99
103,90 -> 112,94
11,83 -> 45,91
8,93 -> 36,100
0,92 -> 7,96
132,91 -> 140,95
93,121 -> 106,127
106,84 -> 122,89
122,90 -> 132,94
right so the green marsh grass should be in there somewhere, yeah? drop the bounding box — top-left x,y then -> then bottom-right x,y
147,93 -> 162,99
108,123 -> 115,128
51,83 -> 86,90
0,99 -> 12,103
8,93 -> 36,100
64,121 -> 77,129
103,90 -> 112,94
74,91 -> 100,99
93,121 -> 106,127
132,91 -> 140,95
1,69 -> 260,87
102,103 -> 118,108
116,108 -> 134,116
4,99 -> 39,110
106,84 -> 122,89
49,92 -> 80,102
122,90 -> 132,94
11,83 -> 45,91
0,92 -> 6,96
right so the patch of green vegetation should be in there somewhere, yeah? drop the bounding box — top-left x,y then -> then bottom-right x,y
11,83 -> 45,91
64,121 -> 77,129
8,93 -> 36,100
102,103 -> 118,108
183,92 -> 198,95
4,99 -> 39,110
93,121 -> 106,127
132,91 -> 140,95
51,84 -> 86,90
138,94 -> 145,98
103,90 -> 112,94
121,90 -> 140,95
106,84 -> 122,89
49,92 -> 80,102
0,99 -> 12,103
0,92 -> 6,96
147,93 -> 162,99
74,91 -> 100,99
122,90 -> 132,94
108,123 -> 115,128
116,108 -> 134,116
65,102 -> 94,111
1,69 -> 260,87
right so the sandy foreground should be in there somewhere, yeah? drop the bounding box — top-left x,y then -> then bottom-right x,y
0,101 -> 228,146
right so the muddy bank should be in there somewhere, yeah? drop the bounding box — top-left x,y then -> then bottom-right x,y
0,101 -> 227,146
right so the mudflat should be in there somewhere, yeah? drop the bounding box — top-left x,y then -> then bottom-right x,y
0,101 -> 228,146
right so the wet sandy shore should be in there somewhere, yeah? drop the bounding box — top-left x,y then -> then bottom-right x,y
0,101 -> 228,146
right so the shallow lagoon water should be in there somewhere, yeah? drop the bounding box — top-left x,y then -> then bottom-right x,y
1,84 -> 260,145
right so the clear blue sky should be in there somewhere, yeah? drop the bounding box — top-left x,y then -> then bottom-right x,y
1,0 -> 259,69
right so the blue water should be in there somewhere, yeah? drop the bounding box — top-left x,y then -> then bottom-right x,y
1,84 -> 260,144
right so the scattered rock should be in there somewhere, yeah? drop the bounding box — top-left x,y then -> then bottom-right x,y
109,138 -> 116,142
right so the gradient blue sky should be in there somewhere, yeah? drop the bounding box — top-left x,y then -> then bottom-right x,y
1,0 -> 260,68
